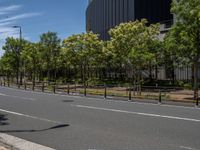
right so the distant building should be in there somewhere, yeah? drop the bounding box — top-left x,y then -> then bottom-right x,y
86,0 -> 173,40
86,0 -> 199,81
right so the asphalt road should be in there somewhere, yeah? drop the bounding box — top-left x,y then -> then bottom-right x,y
0,86 -> 200,150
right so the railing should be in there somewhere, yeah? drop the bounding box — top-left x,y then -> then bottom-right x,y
0,77 -> 199,107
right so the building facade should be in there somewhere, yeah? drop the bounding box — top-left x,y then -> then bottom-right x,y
86,0 -> 200,81
86,0 -> 173,40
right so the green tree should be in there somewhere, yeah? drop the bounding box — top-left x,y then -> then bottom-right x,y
21,42 -> 42,87
62,32 -> 103,83
2,37 -> 27,84
39,31 -> 61,82
170,0 -> 200,99
108,19 -> 160,83
0,54 -> 13,82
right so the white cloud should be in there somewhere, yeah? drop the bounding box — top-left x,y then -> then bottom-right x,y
0,4 -> 43,57
0,21 -> 13,26
0,13 -> 43,23
0,5 -> 22,16
0,5 -> 22,12
0,12 -> 7,15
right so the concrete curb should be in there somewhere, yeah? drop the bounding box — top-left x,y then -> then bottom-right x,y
0,133 -> 55,150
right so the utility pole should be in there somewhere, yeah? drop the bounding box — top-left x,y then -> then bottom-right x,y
13,26 -> 22,86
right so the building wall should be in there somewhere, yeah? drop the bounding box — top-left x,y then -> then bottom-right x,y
86,0 -> 173,40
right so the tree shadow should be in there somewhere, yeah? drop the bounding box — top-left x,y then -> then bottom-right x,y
0,114 -> 9,126
0,124 -> 70,133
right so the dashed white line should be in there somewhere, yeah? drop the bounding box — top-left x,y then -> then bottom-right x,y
180,146 -> 198,150
0,108 -> 61,124
72,104 -> 200,123
0,93 -> 6,96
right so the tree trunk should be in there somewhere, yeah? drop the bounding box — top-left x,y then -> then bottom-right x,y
155,65 -> 158,80
32,61 -> 36,90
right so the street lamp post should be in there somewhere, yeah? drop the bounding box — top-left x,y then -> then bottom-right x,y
13,26 -> 22,86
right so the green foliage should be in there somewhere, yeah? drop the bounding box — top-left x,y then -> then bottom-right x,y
39,31 -> 61,81
1,3 -> 199,91
108,19 -> 160,82
165,0 -> 200,97
0,37 -> 28,76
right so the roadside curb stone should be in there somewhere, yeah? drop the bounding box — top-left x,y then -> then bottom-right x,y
0,133 -> 55,150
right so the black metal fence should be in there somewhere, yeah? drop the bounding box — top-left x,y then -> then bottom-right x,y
0,77 -> 199,107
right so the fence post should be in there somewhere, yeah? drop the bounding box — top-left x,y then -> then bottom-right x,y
32,82 -> 35,91
195,92 -> 199,107
104,83 -> 107,99
129,86 -> 132,101
7,78 -> 10,87
42,81 -> 44,92
84,82 -> 87,96
3,77 -> 5,86
75,82 -> 77,92
67,83 -> 70,94
53,82 -> 56,93
196,98 -> 199,107
159,89 -> 162,104
24,81 -> 27,90
139,84 -> 142,96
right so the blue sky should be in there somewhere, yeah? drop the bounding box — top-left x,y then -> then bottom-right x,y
0,0 -> 88,56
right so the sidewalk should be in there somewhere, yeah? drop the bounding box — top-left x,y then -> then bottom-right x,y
0,141 -> 18,150
0,133 -> 55,150
0,145 -> 8,150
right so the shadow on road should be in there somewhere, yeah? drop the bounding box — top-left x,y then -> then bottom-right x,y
62,100 -> 74,103
0,114 -> 9,126
0,124 -> 69,133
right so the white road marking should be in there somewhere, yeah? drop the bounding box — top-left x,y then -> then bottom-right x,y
180,146 -> 198,150
0,108 -> 61,124
0,92 -> 36,101
0,93 -> 6,96
73,104 -> 200,123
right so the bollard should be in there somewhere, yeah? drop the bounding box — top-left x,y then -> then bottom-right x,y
67,83 -> 70,94
139,85 -> 142,96
129,87 -> 132,101
104,83 -> 107,99
159,89 -> 162,104
84,83 -> 87,96
18,83 -> 20,89
24,81 -> 27,90
42,82 -> 44,92
75,82 -> 77,92
3,78 -> 5,86
32,83 -> 35,91
53,82 -> 56,93
196,92 -> 199,107
196,98 -> 199,107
